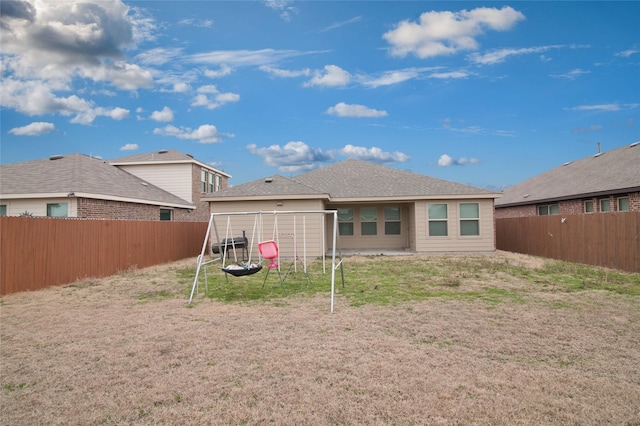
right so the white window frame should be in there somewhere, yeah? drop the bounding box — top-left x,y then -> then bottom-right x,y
538,204 -> 559,216
617,196 -> 630,212
428,203 -> 448,237
384,207 -> 401,235
47,203 -> 68,218
360,207 -> 378,236
584,200 -> 594,213
459,202 -> 480,236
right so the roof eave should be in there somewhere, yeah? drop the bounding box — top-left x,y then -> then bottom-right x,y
0,192 -> 194,209
495,186 -> 640,208
328,193 -> 501,203
203,194 -> 329,202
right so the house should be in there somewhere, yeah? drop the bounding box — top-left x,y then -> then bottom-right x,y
109,149 -> 230,222
202,159 -> 501,255
0,150 -> 230,221
495,142 -> 640,218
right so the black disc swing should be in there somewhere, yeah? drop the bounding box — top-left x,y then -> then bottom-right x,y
218,216 -> 263,277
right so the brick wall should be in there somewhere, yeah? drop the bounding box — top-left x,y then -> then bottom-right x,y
495,191 -> 640,218
494,204 -> 536,218
78,198 -> 195,221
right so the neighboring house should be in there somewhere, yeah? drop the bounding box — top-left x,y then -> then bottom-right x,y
109,149 -> 230,222
495,142 -> 640,218
203,159 -> 501,255
0,150 -> 230,221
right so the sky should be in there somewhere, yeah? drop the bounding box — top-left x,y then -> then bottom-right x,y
1,0 -> 639,190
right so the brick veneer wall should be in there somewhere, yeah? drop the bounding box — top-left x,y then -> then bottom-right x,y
495,191 -> 640,218
78,198 -> 190,221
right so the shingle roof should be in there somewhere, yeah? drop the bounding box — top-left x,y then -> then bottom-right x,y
496,142 -> 640,207
0,154 -> 194,208
109,149 -> 231,177
204,174 -> 326,199
206,159 -> 497,201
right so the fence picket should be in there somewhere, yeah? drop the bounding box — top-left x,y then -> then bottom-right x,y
0,217 -> 207,295
496,212 -> 640,273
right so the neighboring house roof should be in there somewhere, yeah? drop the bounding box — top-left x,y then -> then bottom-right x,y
496,141 -> 640,207
0,153 -> 194,208
205,159 -> 499,202
109,149 -> 231,177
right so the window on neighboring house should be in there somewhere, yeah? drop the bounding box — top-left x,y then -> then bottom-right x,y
428,203 -> 448,237
584,200 -> 594,213
337,208 -> 354,236
460,203 -> 480,236
617,197 -> 630,212
384,207 -> 401,235
47,203 -> 68,217
599,199 -> 610,212
208,173 -> 214,193
160,208 -> 173,221
201,170 -> 207,192
361,207 -> 377,236
0,205 -> 6,216
215,175 -> 221,192
538,204 -> 559,215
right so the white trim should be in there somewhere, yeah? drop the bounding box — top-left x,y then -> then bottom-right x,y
109,159 -> 231,177
0,192 -> 193,209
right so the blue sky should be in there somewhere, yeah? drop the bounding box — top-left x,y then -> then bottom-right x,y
1,1 -> 638,190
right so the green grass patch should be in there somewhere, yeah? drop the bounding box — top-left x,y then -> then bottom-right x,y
180,255 -> 640,307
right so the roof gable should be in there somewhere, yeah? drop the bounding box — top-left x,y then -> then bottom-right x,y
0,154 -> 193,207
496,142 -> 640,207
109,149 -> 231,177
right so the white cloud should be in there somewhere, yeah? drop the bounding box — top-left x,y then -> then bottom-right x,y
326,102 -> 388,118
150,106 -> 174,122
428,71 -> 469,79
468,44 -> 589,65
70,106 -> 130,125
568,103 -> 639,112
304,65 -> 350,87
120,143 -> 139,151
263,0 -> 297,22
616,48 -> 639,58
135,47 -> 183,66
438,154 -> 480,166
340,145 -> 409,163
187,49 -> 313,67
383,6 -> 525,58
0,0 -> 154,124
318,16 -> 362,33
9,122 -> 55,136
260,65 -> 311,78
550,68 -> 590,80
248,141 -> 333,173
177,18 -> 214,28
191,85 -> 240,110
204,65 -> 234,78
173,82 -> 190,93
359,67 -> 437,88
153,124 -> 226,143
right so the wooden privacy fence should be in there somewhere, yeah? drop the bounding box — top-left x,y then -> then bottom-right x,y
0,217 -> 208,295
496,212 -> 640,273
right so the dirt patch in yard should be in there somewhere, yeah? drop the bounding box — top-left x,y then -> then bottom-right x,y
1,253 -> 639,425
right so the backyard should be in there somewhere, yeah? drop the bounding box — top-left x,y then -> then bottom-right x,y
1,251 -> 639,425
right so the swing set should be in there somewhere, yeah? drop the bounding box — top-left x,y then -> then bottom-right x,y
189,210 -> 344,312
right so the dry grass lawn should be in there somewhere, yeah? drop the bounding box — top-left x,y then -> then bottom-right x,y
1,252 -> 639,425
